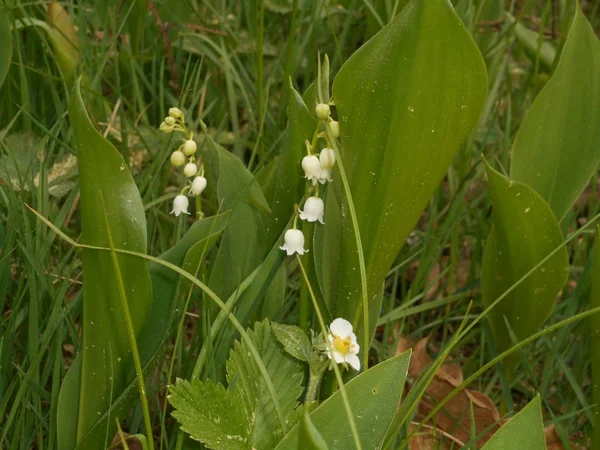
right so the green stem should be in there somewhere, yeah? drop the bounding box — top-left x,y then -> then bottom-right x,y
304,363 -> 327,403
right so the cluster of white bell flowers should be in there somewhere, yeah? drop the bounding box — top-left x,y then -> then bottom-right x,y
279,102 -> 340,256
160,107 -> 207,217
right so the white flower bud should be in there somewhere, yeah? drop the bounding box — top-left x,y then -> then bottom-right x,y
184,163 -> 198,178
170,150 -> 186,167
160,122 -> 174,133
191,176 -> 207,195
164,116 -> 176,126
171,195 -> 189,217
301,155 -> 323,186
182,139 -> 197,156
169,107 -> 183,120
315,103 -> 331,119
299,196 -> 325,224
330,120 -> 340,138
319,148 -> 335,183
279,229 -> 308,256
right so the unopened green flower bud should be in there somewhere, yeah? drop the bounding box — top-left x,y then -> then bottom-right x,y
315,103 -> 330,119
330,120 -> 340,138
183,139 -> 197,156
169,107 -> 183,120
164,116 -> 176,126
184,162 -> 198,178
160,122 -> 175,133
170,150 -> 186,167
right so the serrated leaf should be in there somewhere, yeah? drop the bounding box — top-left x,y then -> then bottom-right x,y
272,322 -> 311,362
481,162 -> 568,372
510,4 -> 600,220
169,378 -> 250,450
481,396 -> 546,450
57,78 -> 152,450
316,0 -> 487,344
275,351 -> 411,449
227,320 -> 304,449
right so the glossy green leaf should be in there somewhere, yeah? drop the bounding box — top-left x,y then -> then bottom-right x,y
57,78 -> 152,449
317,0 -> 487,341
169,378 -> 250,450
275,350 -> 411,449
481,396 -> 545,450
510,4 -> 600,220
71,216 -> 228,447
481,162 -> 568,370
0,5 -> 12,89
297,411 -> 329,450
591,226 -> 600,448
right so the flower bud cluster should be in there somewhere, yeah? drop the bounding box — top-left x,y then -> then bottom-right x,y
161,107 -> 208,218
280,102 -> 341,256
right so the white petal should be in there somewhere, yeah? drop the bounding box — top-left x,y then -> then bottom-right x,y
330,318 -> 353,337
332,350 -> 345,364
345,353 -> 360,371
327,334 -> 334,343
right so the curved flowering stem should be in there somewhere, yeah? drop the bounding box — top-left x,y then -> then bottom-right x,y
324,121 -> 370,371
25,205 -> 289,438
296,255 -> 363,450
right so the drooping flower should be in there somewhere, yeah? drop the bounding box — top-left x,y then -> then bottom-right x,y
299,196 -> 324,224
327,318 -> 360,371
315,103 -> 331,119
302,155 -> 323,186
184,162 -> 198,178
170,150 -> 186,167
171,195 -> 189,217
280,229 -> 308,256
319,148 -> 335,183
183,139 -> 197,156
191,176 -> 207,196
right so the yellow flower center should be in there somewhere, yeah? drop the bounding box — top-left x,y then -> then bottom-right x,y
332,335 -> 353,356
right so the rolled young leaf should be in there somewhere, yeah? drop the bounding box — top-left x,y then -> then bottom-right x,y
481,161 -> 569,373
317,0 -> 487,343
510,3 -> 600,221
57,78 -> 152,449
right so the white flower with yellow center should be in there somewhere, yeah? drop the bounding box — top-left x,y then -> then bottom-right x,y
279,229 -> 308,256
327,318 -> 360,371
299,196 -> 324,224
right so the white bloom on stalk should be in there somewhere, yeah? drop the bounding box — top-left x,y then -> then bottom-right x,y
315,103 -> 331,119
279,229 -> 308,256
184,163 -> 198,178
327,318 -> 360,371
191,176 -> 207,195
319,148 -> 335,183
171,195 -> 189,217
183,139 -> 197,156
299,196 -> 324,224
302,155 -> 323,186
170,150 -> 186,167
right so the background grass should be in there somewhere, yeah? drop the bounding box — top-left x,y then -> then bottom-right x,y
1,0 -> 600,448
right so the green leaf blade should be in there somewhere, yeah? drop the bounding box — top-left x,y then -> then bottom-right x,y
510,5 -> 600,220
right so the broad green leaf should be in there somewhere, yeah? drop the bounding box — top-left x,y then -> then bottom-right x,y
481,162 -> 568,370
481,396 -> 545,450
297,411 -> 329,450
71,216 -> 228,447
169,378 -> 250,450
227,320 -> 305,449
57,78 -> 151,449
0,5 -> 12,89
317,0 -> 487,342
510,4 -> 600,220
275,350 -> 411,449
272,322 -> 311,362
591,226 -> 600,448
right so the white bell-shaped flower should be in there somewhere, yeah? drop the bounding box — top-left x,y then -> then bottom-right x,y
171,195 -> 189,217
191,176 -> 207,195
299,196 -> 324,224
279,229 -> 308,256
302,155 -> 323,186
319,148 -> 335,183
183,139 -> 197,156
170,150 -> 185,167
184,163 -> 198,178
327,318 -> 360,371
